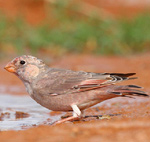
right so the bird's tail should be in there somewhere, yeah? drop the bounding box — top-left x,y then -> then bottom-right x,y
110,85 -> 149,98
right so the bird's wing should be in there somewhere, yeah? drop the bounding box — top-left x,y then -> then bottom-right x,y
34,68 -> 136,95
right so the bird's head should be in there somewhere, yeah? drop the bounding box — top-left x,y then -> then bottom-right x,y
4,55 -> 46,82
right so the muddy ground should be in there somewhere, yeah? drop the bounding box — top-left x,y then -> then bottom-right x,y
0,54 -> 150,142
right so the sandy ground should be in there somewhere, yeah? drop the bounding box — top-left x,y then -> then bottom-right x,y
0,54 -> 150,142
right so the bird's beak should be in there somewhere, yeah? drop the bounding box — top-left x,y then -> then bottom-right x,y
4,62 -> 16,73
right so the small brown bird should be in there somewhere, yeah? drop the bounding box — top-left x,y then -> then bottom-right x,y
4,55 -> 148,124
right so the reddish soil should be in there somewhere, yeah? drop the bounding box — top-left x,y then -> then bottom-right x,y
0,54 -> 150,141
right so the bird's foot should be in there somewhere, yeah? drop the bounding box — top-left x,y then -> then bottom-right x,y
52,116 -> 80,125
51,104 -> 82,125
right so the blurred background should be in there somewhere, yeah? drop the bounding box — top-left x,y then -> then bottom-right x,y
0,0 -> 150,59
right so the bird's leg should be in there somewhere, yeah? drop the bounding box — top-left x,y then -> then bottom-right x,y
72,104 -> 81,117
53,104 -> 81,125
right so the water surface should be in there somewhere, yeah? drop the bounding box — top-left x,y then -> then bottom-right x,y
0,93 -> 63,131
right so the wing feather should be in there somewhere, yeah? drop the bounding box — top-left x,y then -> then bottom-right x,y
34,68 -> 136,95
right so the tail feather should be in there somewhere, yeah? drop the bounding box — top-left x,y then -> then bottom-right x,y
108,73 -> 136,77
107,73 -> 137,82
127,85 -> 143,88
127,77 -> 138,80
111,85 -> 149,97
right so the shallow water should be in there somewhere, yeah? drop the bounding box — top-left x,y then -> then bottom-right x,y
0,94 -> 63,131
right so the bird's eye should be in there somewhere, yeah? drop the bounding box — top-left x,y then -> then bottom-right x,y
20,60 -> 26,65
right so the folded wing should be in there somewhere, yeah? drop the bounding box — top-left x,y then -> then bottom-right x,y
35,69 -> 137,95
